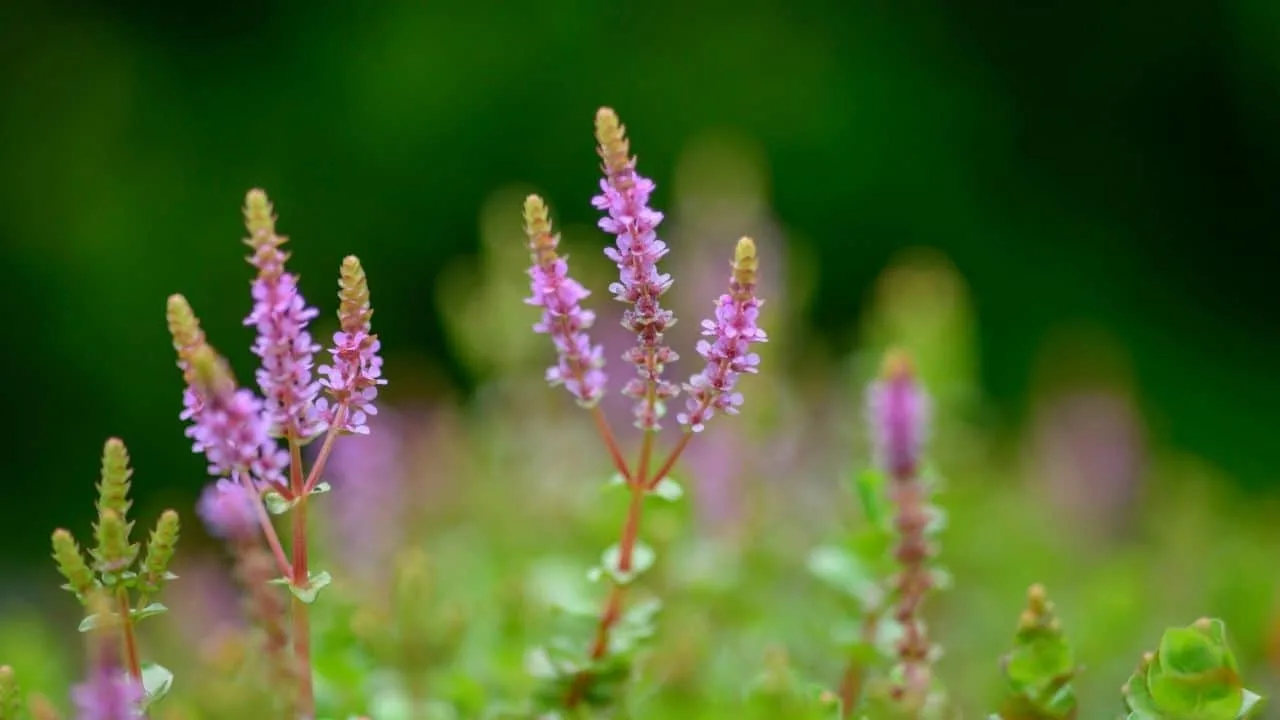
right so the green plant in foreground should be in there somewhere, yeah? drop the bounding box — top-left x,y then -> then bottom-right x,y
1121,617 -> 1263,720
50,438 -> 180,716
994,584 -> 1080,719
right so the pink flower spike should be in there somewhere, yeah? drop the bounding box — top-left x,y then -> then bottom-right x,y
677,237 -> 768,433
866,350 -> 931,480
167,295 -> 288,489
317,256 -> 386,435
523,194 -> 607,405
243,189 -> 326,442
594,107 -> 678,430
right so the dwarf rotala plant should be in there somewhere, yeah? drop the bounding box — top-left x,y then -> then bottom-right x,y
168,189 -> 385,718
808,350 -> 948,718
0,115 -> 1273,720
522,107 -> 767,714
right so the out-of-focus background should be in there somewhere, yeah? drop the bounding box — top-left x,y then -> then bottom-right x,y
3,1 -> 1280,716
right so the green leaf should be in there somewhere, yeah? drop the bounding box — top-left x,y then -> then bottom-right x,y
1239,689 -> 1265,718
588,543 -> 656,585
1123,666 -> 1161,719
806,545 -> 883,609
263,482 -> 333,515
140,662 -> 174,708
649,478 -> 684,502
852,469 -> 887,526
1004,634 -> 1074,690
1149,624 -> 1242,719
78,613 -> 104,633
130,602 -> 169,624
283,571 -> 334,604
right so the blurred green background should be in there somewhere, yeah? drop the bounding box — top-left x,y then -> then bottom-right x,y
4,1 -> 1280,714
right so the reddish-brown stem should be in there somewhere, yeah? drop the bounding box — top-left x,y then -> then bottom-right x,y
116,586 -> 143,682
591,405 -> 631,484
240,472 -> 292,580
302,406 -> 346,494
647,432 -> 692,491
565,480 -> 646,708
837,613 -> 880,718
288,434 -> 315,719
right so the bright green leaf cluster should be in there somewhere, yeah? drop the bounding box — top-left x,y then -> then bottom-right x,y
1123,618 -> 1264,720
996,584 -> 1079,720
46,438 -> 182,714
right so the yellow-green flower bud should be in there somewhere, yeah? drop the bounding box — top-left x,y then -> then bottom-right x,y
95,438 -> 133,522
51,529 -> 95,599
91,508 -> 138,574
338,255 -> 373,334
142,509 -> 180,593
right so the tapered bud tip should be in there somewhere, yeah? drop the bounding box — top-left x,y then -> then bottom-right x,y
594,106 -> 630,176
166,294 -> 202,352
523,194 -> 559,263
338,255 -> 373,333
881,348 -> 915,382
732,236 -> 759,288
1027,583 -> 1047,601
243,188 -> 276,237
1193,617 -> 1213,631
100,438 -> 131,483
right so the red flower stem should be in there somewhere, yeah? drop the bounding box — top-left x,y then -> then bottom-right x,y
565,384 -> 659,709
240,471 -> 292,580
592,405 -> 631,484
302,406 -> 347,494
646,432 -> 691,491
288,434 -> 315,719
116,586 -> 143,682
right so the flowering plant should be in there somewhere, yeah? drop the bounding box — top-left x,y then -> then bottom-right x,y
0,109 -> 1266,720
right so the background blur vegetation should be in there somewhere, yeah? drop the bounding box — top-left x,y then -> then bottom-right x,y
3,1 -> 1280,716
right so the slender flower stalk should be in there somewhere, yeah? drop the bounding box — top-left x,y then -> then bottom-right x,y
243,189 -> 325,443
167,295 -> 289,494
525,110 -> 771,713
524,194 -> 629,480
316,256 -> 386,439
868,350 -> 935,712
593,106 -> 679,435
525,194 -> 608,407
655,237 -> 768,489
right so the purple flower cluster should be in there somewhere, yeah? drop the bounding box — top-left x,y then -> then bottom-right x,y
678,238 -> 767,432
593,107 -> 679,429
317,256 -> 387,434
523,195 -> 607,405
186,375 -> 289,489
866,351 -> 930,479
167,191 -> 385,544
244,195 -> 326,441
71,659 -> 144,720
197,478 -> 262,541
